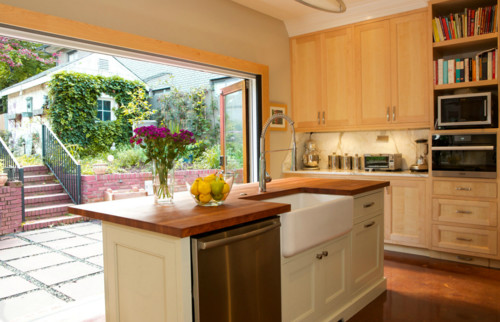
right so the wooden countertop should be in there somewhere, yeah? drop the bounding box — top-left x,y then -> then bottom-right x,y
68,177 -> 389,238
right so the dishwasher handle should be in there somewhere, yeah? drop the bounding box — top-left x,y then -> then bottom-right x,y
198,220 -> 281,250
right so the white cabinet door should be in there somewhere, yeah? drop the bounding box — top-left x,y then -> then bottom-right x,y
351,214 -> 384,295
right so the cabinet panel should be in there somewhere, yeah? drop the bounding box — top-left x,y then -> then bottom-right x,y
355,20 -> 392,126
391,11 -> 430,124
433,180 -> 497,199
385,179 -> 427,247
323,27 -> 356,127
351,214 -> 384,295
432,224 -> 497,255
320,235 -> 350,310
433,198 -> 498,227
291,35 -> 323,130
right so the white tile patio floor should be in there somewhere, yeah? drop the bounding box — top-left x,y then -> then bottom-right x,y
0,220 -> 105,321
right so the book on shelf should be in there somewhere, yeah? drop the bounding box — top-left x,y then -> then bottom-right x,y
433,48 -> 497,85
433,5 -> 497,43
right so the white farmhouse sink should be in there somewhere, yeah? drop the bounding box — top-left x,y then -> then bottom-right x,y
261,193 -> 353,258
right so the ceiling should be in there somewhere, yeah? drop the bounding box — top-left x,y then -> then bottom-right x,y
231,0 -> 428,36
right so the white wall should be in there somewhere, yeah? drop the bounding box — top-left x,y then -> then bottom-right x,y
0,0 -> 292,179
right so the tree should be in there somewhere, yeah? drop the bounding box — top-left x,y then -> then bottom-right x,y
0,37 -> 57,91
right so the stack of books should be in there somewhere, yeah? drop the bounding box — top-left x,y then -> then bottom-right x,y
433,48 -> 497,85
432,5 -> 498,42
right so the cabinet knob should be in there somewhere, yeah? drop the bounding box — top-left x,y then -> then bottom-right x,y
456,237 -> 473,242
316,254 -> 323,260
455,186 -> 472,191
364,221 -> 376,228
386,107 -> 390,122
363,202 -> 375,208
456,210 -> 472,214
322,111 -> 325,124
322,251 -> 329,257
392,106 -> 396,121
317,112 -> 321,125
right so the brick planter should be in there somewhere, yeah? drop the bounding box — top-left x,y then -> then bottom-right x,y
82,169 -> 244,204
0,184 -> 23,234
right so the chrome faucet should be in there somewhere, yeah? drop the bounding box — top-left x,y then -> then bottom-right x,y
259,113 -> 296,192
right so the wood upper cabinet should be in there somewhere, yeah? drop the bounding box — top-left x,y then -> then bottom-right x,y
355,20 -> 392,126
355,11 -> 430,127
291,34 -> 323,129
323,27 -> 356,128
390,11 -> 430,125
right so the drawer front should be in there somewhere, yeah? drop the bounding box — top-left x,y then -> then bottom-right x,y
433,180 -> 497,199
354,191 -> 384,220
432,225 -> 497,255
432,198 -> 498,227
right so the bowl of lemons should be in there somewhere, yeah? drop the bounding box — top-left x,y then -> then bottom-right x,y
186,172 -> 235,206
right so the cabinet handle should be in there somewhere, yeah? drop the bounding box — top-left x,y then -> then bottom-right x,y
322,251 -> 329,257
364,221 -> 376,228
322,111 -> 325,124
392,106 -> 396,121
456,210 -> 472,214
456,237 -> 473,242
363,202 -> 375,208
386,107 -> 390,122
316,254 -> 323,260
317,112 -> 320,125
455,186 -> 472,191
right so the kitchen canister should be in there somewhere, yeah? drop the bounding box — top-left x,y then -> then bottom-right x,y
328,153 -> 340,169
352,154 -> 362,170
341,153 -> 352,170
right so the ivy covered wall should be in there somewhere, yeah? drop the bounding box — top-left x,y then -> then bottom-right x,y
48,71 -> 146,155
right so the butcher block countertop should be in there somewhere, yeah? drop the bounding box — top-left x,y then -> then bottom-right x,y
68,177 -> 389,238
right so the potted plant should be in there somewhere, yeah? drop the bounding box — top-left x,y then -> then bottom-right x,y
0,160 -> 8,186
92,160 -> 108,175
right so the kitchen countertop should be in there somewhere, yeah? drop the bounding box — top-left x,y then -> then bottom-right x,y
284,169 -> 428,177
68,177 -> 389,238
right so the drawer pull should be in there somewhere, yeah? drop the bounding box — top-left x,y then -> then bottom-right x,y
363,202 -> 375,208
457,255 -> 474,261
456,210 -> 472,214
316,253 -> 323,260
364,221 -> 376,228
455,187 -> 472,191
322,251 -> 329,257
456,237 -> 473,242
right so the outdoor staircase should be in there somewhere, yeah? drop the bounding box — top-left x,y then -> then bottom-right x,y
22,165 -> 87,231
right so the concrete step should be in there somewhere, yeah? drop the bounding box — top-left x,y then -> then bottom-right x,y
24,183 -> 64,197
23,174 -> 57,186
25,193 -> 73,207
25,203 -> 74,221
22,165 -> 50,176
22,215 -> 90,231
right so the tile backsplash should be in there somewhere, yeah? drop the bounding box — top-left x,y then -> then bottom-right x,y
283,129 -> 430,171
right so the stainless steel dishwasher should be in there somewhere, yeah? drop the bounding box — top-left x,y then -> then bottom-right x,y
191,217 -> 281,322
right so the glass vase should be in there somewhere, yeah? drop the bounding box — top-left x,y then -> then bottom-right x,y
152,159 -> 175,205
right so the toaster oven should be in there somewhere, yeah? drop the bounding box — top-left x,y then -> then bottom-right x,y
364,154 -> 402,171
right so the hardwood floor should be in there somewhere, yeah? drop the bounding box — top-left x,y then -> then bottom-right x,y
349,251 -> 500,322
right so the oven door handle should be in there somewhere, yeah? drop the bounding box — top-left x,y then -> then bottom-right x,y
431,146 -> 495,151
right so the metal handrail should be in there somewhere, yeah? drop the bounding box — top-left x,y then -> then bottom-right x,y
42,124 -> 81,204
0,136 -> 25,221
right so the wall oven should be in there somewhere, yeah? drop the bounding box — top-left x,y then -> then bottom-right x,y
431,134 -> 497,179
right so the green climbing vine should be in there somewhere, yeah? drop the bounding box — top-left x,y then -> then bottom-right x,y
47,71 -> 147,156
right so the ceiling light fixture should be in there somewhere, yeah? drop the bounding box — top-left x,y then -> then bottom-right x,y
295,0 -> 346,13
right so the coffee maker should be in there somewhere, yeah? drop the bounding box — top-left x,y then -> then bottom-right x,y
410,139 -> 428,172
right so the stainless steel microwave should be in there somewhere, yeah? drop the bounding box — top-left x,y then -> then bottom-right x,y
437,92 -> 496,129
364,154 -> 402,171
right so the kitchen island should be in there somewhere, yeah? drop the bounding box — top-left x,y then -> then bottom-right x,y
69,177 -> 389,322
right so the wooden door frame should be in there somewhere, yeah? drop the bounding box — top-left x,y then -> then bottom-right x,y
219,80 -> 248,182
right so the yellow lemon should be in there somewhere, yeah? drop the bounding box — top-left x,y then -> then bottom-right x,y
199,193 -> 212,204
190,179 -> 200,195
204,174 -> 216,183
198,180 -> 211,195
222,183 -> 230,194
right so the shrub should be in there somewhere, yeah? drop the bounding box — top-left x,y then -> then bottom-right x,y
193,144 -> 220,169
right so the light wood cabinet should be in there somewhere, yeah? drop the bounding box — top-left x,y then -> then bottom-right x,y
290,10 -> 430,132
385,178 -> 427,248
355,11 -> 430,127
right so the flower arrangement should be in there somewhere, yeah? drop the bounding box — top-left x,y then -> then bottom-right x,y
130,125 -> 195,204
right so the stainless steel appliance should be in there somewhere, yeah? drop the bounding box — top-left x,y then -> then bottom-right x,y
191,217 -> 281,322
410,139 -> 429,172
437,92 -> 497,129
431,134 -> 497,178
328,153 -> 340,169
364,154 -> 402,171
302,133 -> 320,170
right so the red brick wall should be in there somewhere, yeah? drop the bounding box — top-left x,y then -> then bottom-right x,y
82,169 -> 244,203
0,185 -> 23,235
